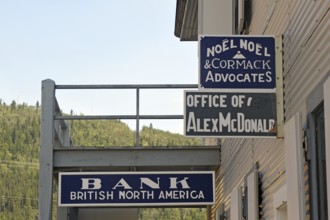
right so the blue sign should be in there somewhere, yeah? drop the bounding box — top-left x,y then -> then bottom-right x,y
59,171 -> 215,207
199,36 -> 277,89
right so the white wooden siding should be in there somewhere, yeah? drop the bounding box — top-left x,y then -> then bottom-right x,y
211,1 -> 329,219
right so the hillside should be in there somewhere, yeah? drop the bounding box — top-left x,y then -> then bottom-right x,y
0,100 -> 205,219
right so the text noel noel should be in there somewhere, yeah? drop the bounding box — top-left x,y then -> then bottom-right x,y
202,38 -> 274,84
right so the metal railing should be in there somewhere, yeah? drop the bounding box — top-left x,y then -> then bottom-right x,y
54,83 -> 198,146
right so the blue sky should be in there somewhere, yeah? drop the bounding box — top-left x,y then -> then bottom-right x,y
0,1 -> 198,133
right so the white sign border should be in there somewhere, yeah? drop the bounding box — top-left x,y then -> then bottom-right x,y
184,89 -> 279,138
198,34 -> 279,90
58,171 -> 215,207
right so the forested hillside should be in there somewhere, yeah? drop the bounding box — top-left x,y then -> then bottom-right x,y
0,100 -> 205,219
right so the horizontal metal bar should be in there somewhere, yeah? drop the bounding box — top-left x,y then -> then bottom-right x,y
55,115 -> 184,120
55,84 -> 198,90
53,146 -> 220,169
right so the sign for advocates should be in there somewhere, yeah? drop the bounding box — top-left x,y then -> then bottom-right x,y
199,35 -> 279,89
59,171 -> 215,207
184,91 -> 277,137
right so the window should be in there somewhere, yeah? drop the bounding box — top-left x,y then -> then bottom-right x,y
308,104 -> 328,220
306,74 -> 330,220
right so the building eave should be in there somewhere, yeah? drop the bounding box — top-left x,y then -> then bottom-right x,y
174,0 -> 198,41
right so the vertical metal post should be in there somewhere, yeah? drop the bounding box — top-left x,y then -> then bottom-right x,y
136,88 -> 140,146
68,208 -> 79,220
39,79 -> 55,220
57,207 -> 68,220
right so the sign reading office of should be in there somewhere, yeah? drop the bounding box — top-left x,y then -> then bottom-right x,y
199,36 -> 277,89
184,91 -> 277,137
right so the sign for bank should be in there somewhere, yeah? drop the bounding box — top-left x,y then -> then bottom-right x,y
59,171 -> 215,207
184,90 -> 277,137
199,35 -> 278,89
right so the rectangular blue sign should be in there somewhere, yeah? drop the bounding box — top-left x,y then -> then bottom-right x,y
199,35 -> 278,89
59,171 -> 215,207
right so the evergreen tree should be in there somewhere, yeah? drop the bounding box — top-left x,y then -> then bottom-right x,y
10,100 -> 16,110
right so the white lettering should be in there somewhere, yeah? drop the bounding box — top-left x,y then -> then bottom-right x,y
209,59 -> 271,70
186,94 -> 227,108
119,190 -> 154,200
69,191 -> 113,201
203,72 -> 272,84
186,95 -> 194,107
140,178 -> 160,189
158,190 -> 205,200
186,112 -> 196,132
206,39 -> 271,58
113,178 -> 132,189
219,113 -> 275,133
240,39 -> 271,57
169,177 -> 190,189
206,39 -> 237,57
219,113 -> 231,132
81,178 -> 102,190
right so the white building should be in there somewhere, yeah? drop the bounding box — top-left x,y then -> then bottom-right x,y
175,0 -> 330,219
